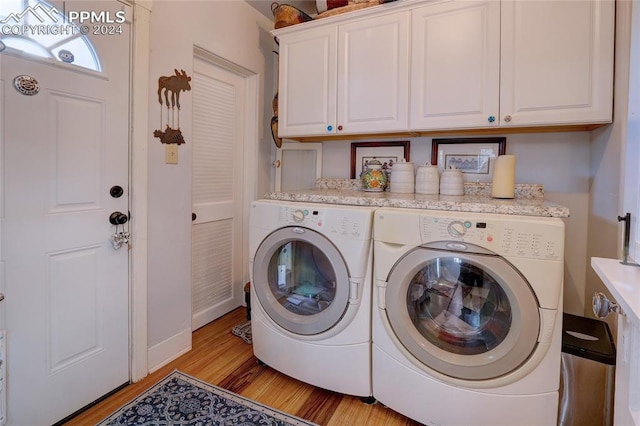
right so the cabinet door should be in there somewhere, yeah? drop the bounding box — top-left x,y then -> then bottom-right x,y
613,313 -> 640,426
337,11 -> 410,134
410,1 -> 500,130
275,142 -> 323,192
278,27 -> 338,137
500,0 -> 614,127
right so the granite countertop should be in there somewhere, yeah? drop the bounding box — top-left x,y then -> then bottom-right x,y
264,179 -> 570,218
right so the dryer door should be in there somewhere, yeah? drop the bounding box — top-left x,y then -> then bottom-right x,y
253,226 -> 350,335
385,243 -> 540,381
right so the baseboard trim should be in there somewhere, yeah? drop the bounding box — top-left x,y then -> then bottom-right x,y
147,327 -> 192,373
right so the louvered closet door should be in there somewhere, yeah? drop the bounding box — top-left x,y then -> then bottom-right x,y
191,58 -> 245,330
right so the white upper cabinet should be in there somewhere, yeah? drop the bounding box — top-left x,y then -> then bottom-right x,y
337,12 -> 410,134
275,0 -> 614,138
500,0 -> 614,127
410,0 -> 500,130
277,11 -> 410,138
411,0 -> 614,131
277,26 -> 338,137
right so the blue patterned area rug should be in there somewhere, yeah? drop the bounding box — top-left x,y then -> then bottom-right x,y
97,370 -> 317,426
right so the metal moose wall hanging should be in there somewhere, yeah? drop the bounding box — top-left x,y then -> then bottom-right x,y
154,68 -> 191,145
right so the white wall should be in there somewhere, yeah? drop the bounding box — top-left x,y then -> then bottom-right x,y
322,132 -> 591,315
147,0 -> 274,370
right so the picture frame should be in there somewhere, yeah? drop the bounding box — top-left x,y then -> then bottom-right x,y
431,137 -> 506,182
350,141 -> 410,178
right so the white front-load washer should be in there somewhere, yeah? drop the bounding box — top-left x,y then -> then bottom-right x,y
372,207 -> 565,425
249,199 -> 376,398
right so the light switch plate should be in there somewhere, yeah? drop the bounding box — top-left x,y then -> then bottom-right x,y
165,145 -> 178,164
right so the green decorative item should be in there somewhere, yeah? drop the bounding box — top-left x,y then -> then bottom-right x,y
360,158 -> 387,192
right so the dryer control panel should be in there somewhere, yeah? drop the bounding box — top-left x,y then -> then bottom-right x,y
419,214 -> 564,261
279,206 -> 326,227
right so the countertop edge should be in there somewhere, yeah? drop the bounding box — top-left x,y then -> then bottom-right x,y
264,191 -> 570,218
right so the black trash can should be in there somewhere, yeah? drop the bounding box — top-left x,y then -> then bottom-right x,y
558,313 -> 616,426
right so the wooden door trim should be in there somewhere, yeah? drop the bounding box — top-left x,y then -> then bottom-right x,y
130,0 -> 151,383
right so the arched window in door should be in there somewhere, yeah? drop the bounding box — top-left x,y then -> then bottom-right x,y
0,0 -> 101,71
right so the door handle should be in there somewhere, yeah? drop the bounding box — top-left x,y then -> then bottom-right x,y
109,211 -> 129,225
617,213 -> 640,266
110,212 -> 130,250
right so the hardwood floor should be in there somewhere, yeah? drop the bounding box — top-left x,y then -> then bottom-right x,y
63,307 -> 421,426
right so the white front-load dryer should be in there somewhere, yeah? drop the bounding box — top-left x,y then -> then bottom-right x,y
372,207 -> 565,425
249,200 -> 376,397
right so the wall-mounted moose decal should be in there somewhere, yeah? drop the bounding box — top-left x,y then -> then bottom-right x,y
157,68 -> 191,110
154,68 -> 192,146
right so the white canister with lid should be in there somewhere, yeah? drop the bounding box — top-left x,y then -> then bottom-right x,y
439,166 -> 465,195
415,163 -> 440,194
389,158 -> 414,194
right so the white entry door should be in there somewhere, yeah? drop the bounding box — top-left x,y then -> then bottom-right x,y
191,57 -> 245,330
0,1 -> 130,424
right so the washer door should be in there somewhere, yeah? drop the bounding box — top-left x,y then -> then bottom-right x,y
253,226 -> 350,335
385,243 -> 540,381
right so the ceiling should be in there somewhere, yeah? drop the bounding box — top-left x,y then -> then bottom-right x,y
246,0 -> 318,21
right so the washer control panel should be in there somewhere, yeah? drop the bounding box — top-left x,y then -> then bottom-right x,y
420,215 -> 563,261
277,205 -> 368,239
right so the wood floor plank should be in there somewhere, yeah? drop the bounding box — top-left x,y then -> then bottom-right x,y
296,388 -> 344,425
244,369 -> 316,414
61,307 -> 417,426
216,355 -> 267,393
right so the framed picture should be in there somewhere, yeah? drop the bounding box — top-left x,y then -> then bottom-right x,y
431,137 -> 506,182
350,141 -> 410,178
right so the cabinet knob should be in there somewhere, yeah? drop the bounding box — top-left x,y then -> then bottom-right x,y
487,115 -> 496,123
327,125 -> 333,131
504,115 -> 512,123
337,125 -> 343,131
592,292 -> 620,318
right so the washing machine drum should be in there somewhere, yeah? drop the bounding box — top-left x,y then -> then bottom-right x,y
385,243 -> 541,381
252,226 -> 351,335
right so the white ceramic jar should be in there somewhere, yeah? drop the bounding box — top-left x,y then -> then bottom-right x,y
439,166 -> 464,195
415,163 -> 440,194
389,159 -> 414,194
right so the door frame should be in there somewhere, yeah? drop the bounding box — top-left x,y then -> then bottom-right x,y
129,0 -> 151,382
190,48 -> 255,330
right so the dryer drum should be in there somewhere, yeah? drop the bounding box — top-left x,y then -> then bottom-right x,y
252,226 -> 351,336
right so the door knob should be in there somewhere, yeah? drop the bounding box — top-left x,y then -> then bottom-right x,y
592,292 -> 620,318
109,211 -> 129,225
